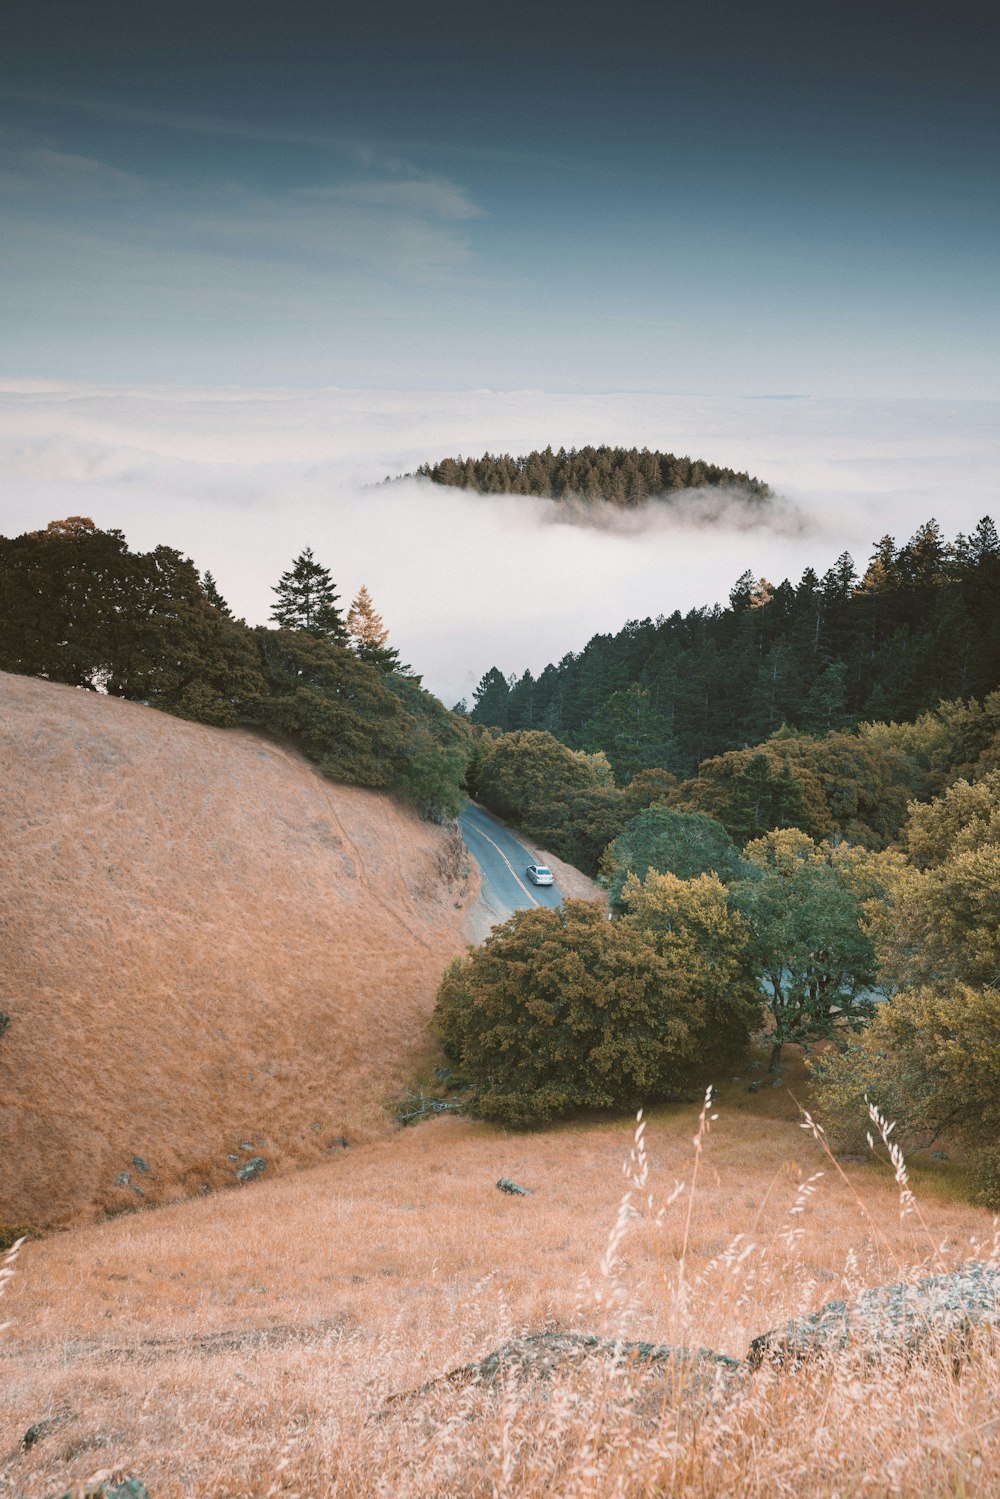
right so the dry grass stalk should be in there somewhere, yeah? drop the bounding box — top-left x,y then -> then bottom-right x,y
2,1090 -> 997,1497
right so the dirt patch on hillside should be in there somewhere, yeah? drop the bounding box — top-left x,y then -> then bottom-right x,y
0,672 -> 476,1225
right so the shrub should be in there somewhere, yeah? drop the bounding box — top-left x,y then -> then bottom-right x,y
812,982 -> 1000,1206
435,900 -> 700,1126
619,869 -> 763,1072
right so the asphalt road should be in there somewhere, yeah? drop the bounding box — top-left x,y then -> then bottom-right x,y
458,802 -> 564,925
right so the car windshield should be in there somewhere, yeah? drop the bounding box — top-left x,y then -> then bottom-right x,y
535,867 -> 551,877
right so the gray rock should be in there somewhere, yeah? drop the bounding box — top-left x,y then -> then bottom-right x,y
239,1141 -> 255,1152
387,1331 -> 745,1412
497,1176 -> 532,1196
115,1171 -> 131,1187
49,1481 -> 151,1499
22,1410 -> 75,1449
748,1261 -> 1000,1369
132,1156 -> 149,1173
456,1332 -> 743,1386
237,1155 -> 267,1183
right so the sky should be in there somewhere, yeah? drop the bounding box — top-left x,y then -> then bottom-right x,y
1,0 -> 998,396
1,2 -> 997,705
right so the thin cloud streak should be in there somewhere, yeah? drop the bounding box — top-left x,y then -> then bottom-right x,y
0,384 -> 996,707
1,86 -> 371,159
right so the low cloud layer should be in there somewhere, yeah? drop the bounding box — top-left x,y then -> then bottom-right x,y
1,383 -> 997,707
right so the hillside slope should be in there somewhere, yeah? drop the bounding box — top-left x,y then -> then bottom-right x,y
0,672 -> 476,1226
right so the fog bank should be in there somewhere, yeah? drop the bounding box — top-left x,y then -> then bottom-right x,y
1,383 -> 996,707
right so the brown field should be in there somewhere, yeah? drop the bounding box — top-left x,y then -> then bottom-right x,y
3,672 -> 998,1496
0,672 -> 476,1226
1,1077 -> 997,1498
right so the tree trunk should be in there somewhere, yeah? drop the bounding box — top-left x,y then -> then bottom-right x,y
769,1039 -> 783,1075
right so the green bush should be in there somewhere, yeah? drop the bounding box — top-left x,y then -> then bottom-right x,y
811,982 -> 1000,1207
435,899 -> 737,1126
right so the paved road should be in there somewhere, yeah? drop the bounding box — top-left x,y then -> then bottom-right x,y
458,802 -> 563,925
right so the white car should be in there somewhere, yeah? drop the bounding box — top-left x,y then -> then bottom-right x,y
526,864 -> 554,886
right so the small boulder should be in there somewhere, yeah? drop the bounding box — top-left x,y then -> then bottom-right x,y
49,1481 -> 151,1499
132,1157 -> 149,1174
497,1176 -> 532,1196
236,1156 -> 267,1183
748,1262 -> 1000,1368
22,1410 -> 75,1449
386,1331 -> 746,1413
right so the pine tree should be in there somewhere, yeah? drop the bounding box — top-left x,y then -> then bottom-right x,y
346,584 -> 401,671
270,547 -> 347,642
201,570 -> 232,616
472,667 -> 513,729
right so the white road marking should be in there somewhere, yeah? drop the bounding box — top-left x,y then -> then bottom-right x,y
463,820 -> 542,907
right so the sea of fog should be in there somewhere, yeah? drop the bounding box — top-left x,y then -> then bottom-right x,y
1,382 -> 996,708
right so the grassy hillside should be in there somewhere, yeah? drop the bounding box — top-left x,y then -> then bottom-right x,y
1,1082 -> 995,1495
0,672 -> 476,1226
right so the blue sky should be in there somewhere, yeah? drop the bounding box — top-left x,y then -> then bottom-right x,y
2,0 -> 997,396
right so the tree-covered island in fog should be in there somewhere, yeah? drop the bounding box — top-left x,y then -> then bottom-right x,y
404,444 -> 771,506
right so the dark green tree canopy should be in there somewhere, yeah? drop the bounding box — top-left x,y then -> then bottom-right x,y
470,729 -> 611,829
0,518 -> 469,820
270,547 -> 347,643
201,570 -> 233,616
579,684 -> 679,782
729,831 -> 881,1075
435,900 -> 698,1126
469,518 -> 1000,782
407,445 -> 770,507
0,516 -> 264,724
600,806 -> 745,906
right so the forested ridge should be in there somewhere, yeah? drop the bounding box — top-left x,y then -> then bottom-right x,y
446,515 -> 1000,1183
0,517 -> 469,819
471,518 -> 1000,778
408,444 -> 770,506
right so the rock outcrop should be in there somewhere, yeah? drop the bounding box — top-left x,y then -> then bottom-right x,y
389,1263 -> 1000,1412
748,1261 -> 1000,1368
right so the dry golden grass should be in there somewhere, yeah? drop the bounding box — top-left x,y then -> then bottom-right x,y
4,673 -> 998,1495
0,672 -> 476,1226
1,1085 -> 997,1497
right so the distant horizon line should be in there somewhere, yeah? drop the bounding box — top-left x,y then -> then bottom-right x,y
1,376 -> 997,405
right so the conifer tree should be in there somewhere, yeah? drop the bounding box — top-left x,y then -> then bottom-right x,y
346,584 -> 402,671
201,570 -> 232,616
270,547 -> 347,642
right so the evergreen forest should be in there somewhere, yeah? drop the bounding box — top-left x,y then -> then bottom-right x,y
408,445 -> 771,506
470,518 -> 1000,779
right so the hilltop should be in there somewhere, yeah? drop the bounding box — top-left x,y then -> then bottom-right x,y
0,672 -> 477,1226
406,444 -> 770,506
